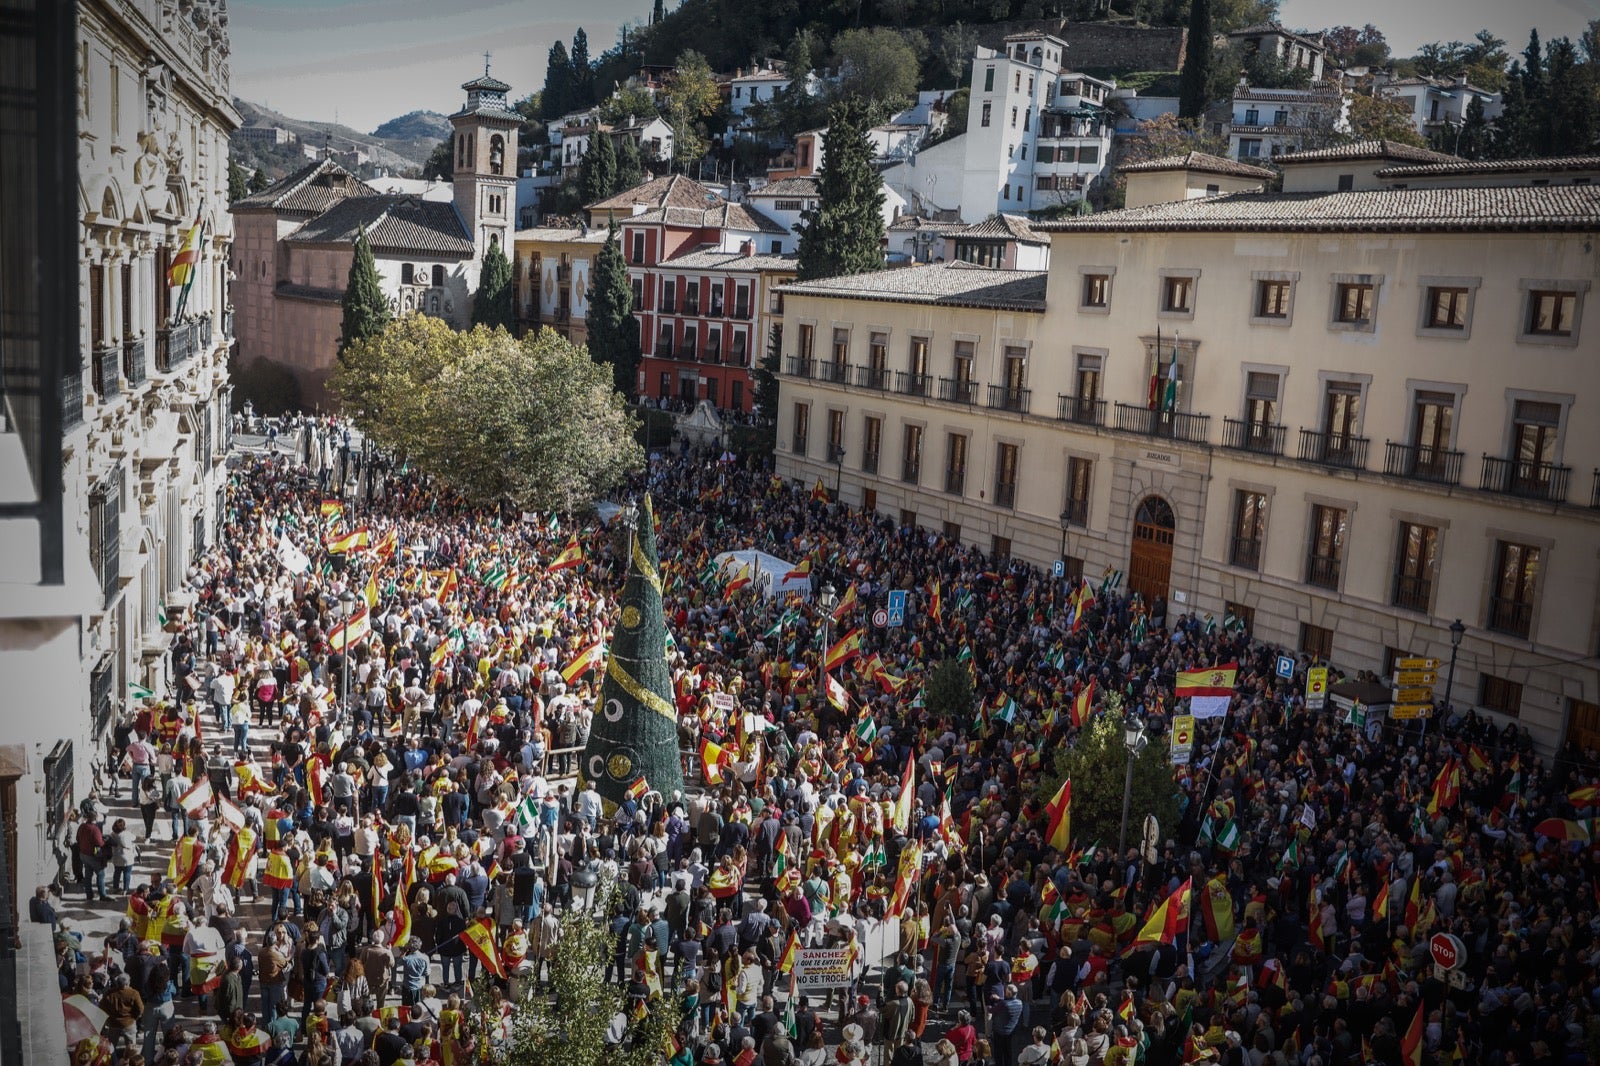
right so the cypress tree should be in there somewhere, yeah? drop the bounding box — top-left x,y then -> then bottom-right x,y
614,134 -> 644,192
472,240 -> 515,333
586,221 -> 641,398
542,41 -> 572,120
652,0 -> 665,24
796,99 -> 884,281
1178,0 -> 1213,120
249,167 -> 270,193
228,158 -> 248,203
580,129 -> 617,206
570,29 -> 595,108
339,231 -> 391,358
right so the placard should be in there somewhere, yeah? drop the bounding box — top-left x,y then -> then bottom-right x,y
793,947 -> 856,990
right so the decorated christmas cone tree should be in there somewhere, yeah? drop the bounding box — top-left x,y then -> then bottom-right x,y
581,494 -> 684,811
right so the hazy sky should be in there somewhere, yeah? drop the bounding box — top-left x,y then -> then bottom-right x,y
227,0 -> 1600,134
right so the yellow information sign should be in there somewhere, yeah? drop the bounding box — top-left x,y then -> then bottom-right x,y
1394,671 -> 1438,686
1397,658 -> 1440,670
1305,666 -> 1328,710
1392,686 -> 1436,704
1170,714 -> 1195,765
1391,704 -> 1432,720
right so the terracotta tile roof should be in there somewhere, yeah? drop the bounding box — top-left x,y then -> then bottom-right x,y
513,226 -> 612,244
285,195 -> 475,257
233,159 -> 374,214
1034,184 -> 1600,234
624,201 -> 789,235
658,248 -> 798,272
586,174 -> 720,216
1233,86 -> 1343,102
450,103 -> 524,124
1274,140 -> 1461,165
1374,155 -> 1600,178
955,213 -> 1047,244
886,216 -> 964,234
1120,151 -> 1276,180
778,262 -> 1047,311
750,177 -> 819,199
462,73 -> 512,93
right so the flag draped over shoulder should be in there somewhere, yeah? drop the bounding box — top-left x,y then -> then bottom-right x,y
893,751 -> 915,834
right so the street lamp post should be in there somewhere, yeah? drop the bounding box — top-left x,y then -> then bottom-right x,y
1443,618 -> 1466,716
1117,712 -> 1148,863
1058,508 -> 1072,610
339,589 -> 356,715
818,583 -> 838,660
831,446 -> 846,501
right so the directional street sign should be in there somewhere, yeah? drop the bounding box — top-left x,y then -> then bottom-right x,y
1390,704 -> 1432,720
1394,671 -> 1438,686
1397,657 -> 1440,670
1392,686 -> 1436,704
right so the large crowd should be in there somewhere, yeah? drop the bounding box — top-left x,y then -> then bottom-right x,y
40,420 -> 1600,1066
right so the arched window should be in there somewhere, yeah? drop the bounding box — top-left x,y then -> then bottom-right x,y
1135,496 -> 1175,531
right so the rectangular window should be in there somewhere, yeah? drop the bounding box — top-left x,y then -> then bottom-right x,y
944,433 -> 967,495
1412,391 -> 1456,457
656,324 -> 673,356
1064,457 -> 1091,525
1244,371 -> 1279,429
400,263 -> 415,285
731,331 -> 747,365
432,265 -> 445,288
685,282 -> 700,315
1081,273 -> 1109,309
901,424 -> 923,485
1527,290 -> 1577,336
1162,275 -> 1193,313
662,281 -> 676,313
1306,504 -> 1346,590
631,278 -> 643,311
1273,109 -> 1288,125
991,534 -> 1011,561
1078,145 -> 1099,165
984,67 -> 995,92
1480,674 -> 1523,718
1256,280 -> 1290,319
630,231 -> 646,265
981,103 -> 992,127
1335,282 -> 1374,324
1426,286 -> 1469,330
705,327 -> 721,359
867,332 -> 888,388
942,521 -> 961,542
1074,352 -> 1101,403
862,416 -> 882,474
1337,174 -> 1354,191
1324,382 -> 1363,446
798,323 -> 814,360
832,327 -> 849,364
908,336 -> 928,377
1392,522 -> 1438,611
1489,540 -> 1539,638
709,286 -> 724,316
730,380 -> 743,410
827,409 -> 845,460
1299,622 -> 1333,663
791,403 -> 809,455
734,286 -> 750,318
1230,491 -> 1267,570
1244,108 -> 1259,125
994,442 -> 1019,509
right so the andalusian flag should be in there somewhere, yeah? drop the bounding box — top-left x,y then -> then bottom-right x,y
168,209 -> 205,319
854,715 -> 878,745
823,628 -> 864,673
1044,778 -> 1072,852
547,534 -> 584,571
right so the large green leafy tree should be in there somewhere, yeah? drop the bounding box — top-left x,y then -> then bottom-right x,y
585,222 -> 641,399
331,315 -> 643,510
1038,695 -> 1180,855
580,129 -> 618,206
339,231 -> 391,359
472,240 -> 515,333
227,158 -> 248,203
829,27 -> 920,120
662,50 -> 722,169
925,659 -> 975,725
469,881 -> 680,1066
796,99 -> 883,281
1178,0 -> 1213,120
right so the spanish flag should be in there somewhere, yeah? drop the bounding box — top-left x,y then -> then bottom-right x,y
1173,664 -> 1239,697
1071,679 -> 1096,728
461,917 -> 506,978
234,761 -> 266,796
1400,998 -> 1424,1066
1129,878 -> 1190,951
893,750 -> 915,834
889,841 -> 921,915
1372,879 -> 1390,921
561,640 -> 605,685
783,557 -> 812,583
374,527 -> 399,563
928,580 -> 942,624
1201,874 -> 1234,942
824,627 -> 864,673
1044,777 -> 1072,852
168,834 -> 205,887
724,561 -> 754,595
261,848 -> 294,890
709,865 -> 742,899
830,583 -> 858,622
329,606 -> 371,652
327,528 -> 372,554
779,928 -> 800,973
1570,784 -> 1600,807
389,895 -> 413,947
221,827 -> 257,889
626,776 -> 651,801
547,534 -> 584,571
699,738 -> 733,785
167,210 -> 205,312
811,478 -> 828,503
319,499 -> 344,523
1427,757 -> 1461,815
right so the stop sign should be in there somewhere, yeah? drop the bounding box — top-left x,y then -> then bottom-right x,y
1429,932 -> 1465,971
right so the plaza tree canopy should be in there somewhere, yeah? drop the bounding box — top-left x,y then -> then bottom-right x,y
330,314 -> 643,511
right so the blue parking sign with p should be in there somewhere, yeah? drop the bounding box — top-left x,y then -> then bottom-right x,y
1275,655 -> 1295,679
1053,560 -> 1065,578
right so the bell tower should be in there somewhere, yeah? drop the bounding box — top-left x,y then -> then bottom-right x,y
450,57 -> 520,261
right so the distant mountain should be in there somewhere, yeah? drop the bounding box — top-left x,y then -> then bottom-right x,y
229,99 -> 438,183
372,111 -> 451,142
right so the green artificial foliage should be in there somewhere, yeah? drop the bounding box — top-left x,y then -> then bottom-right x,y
472,240 -> 515,333
339,231 -> 391,359
1178,0 -> 1214,120
586,222 -> 641,398
796,99 -> 884,281
581,495 -> 685,811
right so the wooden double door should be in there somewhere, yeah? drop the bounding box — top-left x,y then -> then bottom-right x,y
1129,495 -> 1175,603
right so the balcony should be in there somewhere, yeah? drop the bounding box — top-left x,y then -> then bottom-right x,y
1297,429 -> 1369,470
1062,497 -> 1088,526
684,302 -> 700,316
1487,596 -> 1533,638
661,300 -> 677,314
1112,403 -> 1210,444
656,341 -> 675,359
901,459 -> 920,485
792,434 -> 808,456
1221,417 -> 1286,456
944,467 -> 966,495
987,385 -> 1032,414
1392,573 -> 1432,612
122,337 -> 146,386
994,481 -> 1017,509
817,360 -> 848,384
1057,394 -> 1106,427
938,377 -> 979,405
854,366 -> 890,390
91,344 -> 120,401
784,356 -> 815,378
555,306 -> 571,323
62,368 -> 84,430
1229,536 -> 1262,570
710,301 -> 724,318
895,371 -> 931,398
1305,553 -> 1341,590
1480,455 -> 1571,503
155,322 -> 196,373
701,348 -> 723,364
1384,441 -> 1464,487
862,449 -> 879,475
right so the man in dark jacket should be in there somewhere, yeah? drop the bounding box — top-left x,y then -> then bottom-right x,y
214,955 -> 246,1026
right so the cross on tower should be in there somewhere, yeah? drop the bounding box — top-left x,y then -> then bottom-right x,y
483,51 -> 492,77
